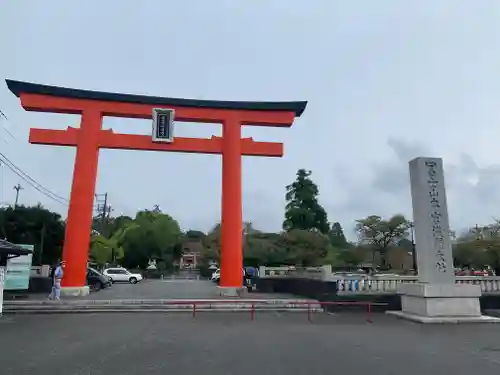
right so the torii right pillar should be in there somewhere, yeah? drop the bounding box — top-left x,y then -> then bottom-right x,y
219,116 -> 244,294
217,111 -> 305,296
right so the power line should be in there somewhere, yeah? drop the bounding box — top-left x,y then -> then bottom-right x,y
0,152 -> 68,202
0,112 -> 17,142
0,151 -> 113,213
2,126 -> 16,142
0,152 -> 68,205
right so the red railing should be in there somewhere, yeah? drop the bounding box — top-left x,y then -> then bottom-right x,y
141,299 -> 389,323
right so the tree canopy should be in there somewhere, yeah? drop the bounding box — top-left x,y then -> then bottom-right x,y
355,214 -> 410,269
453,222 -> 500,275
0,204 -> 65,265
329,222 -> 348,248
114,210 -> 183,270
283,169 -> 329,234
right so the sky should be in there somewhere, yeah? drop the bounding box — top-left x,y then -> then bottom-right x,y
1,1 -> 500,239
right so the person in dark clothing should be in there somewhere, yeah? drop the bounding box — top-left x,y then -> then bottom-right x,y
50,262 -> 58,285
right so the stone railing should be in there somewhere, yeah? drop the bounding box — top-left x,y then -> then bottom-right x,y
259,265 -> 331,279
257,266 -> 500,294
334,276 -> 500,294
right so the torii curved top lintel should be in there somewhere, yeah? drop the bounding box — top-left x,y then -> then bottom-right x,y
6,79 -> 307,117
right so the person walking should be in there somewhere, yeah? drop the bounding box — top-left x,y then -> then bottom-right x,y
48,261 -> 65,300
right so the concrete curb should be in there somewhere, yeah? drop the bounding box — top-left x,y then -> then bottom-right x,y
2,298 -> 323,314
3,308 -> 322,314
4,298 -> 318,306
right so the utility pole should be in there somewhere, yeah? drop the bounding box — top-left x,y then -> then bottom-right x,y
472,224 -> 482,240
95,193 -> 110,236
39,224 -> 46,265
100,193 -> 108,235
13,183 -> 23,207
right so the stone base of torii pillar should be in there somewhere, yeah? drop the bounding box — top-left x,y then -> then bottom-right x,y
386,157 -> 500,324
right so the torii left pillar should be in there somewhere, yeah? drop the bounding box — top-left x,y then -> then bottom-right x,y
63,110 -> 102,294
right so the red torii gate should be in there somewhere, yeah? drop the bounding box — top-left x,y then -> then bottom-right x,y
6,79 -> 306,296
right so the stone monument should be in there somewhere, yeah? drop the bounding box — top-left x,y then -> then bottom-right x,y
387,157 -> 500,323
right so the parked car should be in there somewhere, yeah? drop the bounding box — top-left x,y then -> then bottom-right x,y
211,268 -> 220,282
103,267 -> 143,284
87,267 -> 112,292
471,270 -> 489,276
211,268 -> 246,285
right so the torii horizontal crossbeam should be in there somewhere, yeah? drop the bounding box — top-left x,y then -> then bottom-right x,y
29,128 -> 284,157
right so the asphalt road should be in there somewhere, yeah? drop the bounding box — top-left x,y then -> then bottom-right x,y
1,312 -> 500,374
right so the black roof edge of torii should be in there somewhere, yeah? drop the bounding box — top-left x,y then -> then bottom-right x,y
6,79 -> 307,117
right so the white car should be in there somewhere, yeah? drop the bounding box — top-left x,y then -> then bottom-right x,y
211,268 -> 220,282
211,268 -> 246,283
103,268 -> 143,284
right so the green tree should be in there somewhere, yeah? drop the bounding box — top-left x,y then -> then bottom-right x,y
453,222 -> 500,274
279,229 -> 331,266
200,223 -> 221,265
245,231 -> 283,266
336,246 -> 367,268
118,210 -> 182,269
0,204 -> 65,265
283,169 -> 329,234
329,222 -> 348,248
89,234 -> 124,267
185,230 -> 206,240
200,222 -> 299,267
453,241 -> 487,268
107,215 -> 134,238
355,214 -> 410,269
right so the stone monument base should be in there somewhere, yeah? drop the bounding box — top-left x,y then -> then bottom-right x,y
386,283 -> 500,324
218,287 -> 246,297
60,286 -> 90,297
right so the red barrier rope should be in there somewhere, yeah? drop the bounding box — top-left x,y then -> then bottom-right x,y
367,303 -> 372,323
134,299 -> 388,323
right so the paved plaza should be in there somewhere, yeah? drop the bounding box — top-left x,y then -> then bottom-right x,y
80,279 -> 298,301
19,279 -> 297,301
83,279 -> 223,300
1,313 -> 500,374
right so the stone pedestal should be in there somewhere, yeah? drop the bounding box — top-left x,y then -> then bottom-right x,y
387,283 -> 500,323
60,286 -> 90,297
218,287 -> 246,297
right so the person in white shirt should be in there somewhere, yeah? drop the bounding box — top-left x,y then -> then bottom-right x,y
48,261 -> 65,300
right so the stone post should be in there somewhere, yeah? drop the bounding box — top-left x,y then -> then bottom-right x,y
386,157 -> 499,323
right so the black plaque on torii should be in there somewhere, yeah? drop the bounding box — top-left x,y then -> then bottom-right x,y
152,108 -> 175,143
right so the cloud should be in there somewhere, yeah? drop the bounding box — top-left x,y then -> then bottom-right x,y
329,137 -> 500,239
3,1 -> 500,241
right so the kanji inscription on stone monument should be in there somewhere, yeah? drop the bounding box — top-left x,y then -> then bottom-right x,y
409,157 -> 455,284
